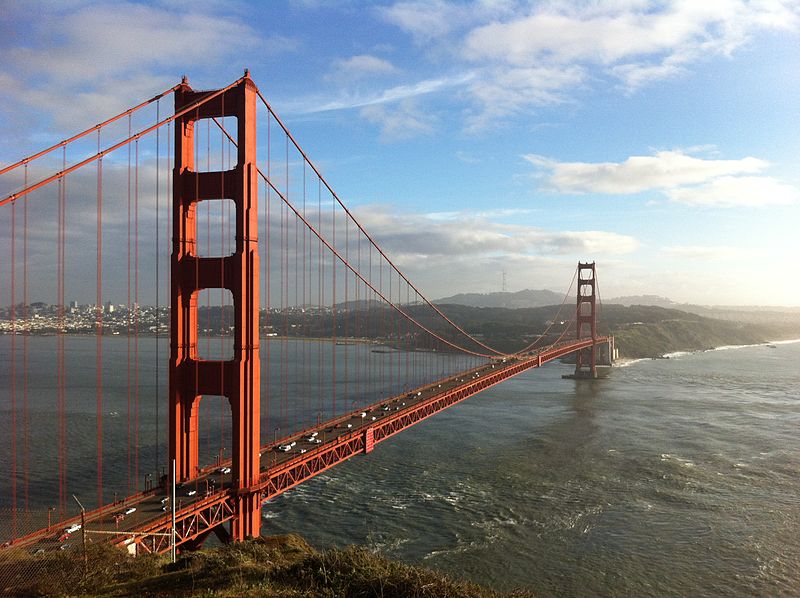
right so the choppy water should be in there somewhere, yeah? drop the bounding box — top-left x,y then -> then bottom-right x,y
263,341 -> 800,596
1,338 -> 799,595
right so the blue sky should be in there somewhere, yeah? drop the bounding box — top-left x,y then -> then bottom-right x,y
1,0 -> 799,306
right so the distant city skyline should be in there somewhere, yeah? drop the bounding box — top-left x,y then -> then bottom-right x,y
1,1 -> 798,306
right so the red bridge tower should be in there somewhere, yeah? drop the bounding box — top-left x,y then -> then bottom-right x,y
169,74 -> 262,540
574,261 -> 597,378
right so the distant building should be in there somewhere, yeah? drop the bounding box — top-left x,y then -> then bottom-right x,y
105,301 -> 115,314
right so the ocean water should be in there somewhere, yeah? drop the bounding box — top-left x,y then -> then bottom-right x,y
262,341 -> 800,596
1,338 -> 798,595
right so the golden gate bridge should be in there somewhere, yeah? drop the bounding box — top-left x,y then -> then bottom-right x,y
0,72 -> 613,556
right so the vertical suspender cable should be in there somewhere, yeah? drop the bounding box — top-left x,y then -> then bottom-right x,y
368,242 -> 372,402
203,116 -> 210,461
344,216 -> 349,408
355,227 -> 360,407
155,100 -> 160,476
127,115 -> 132,494
135,139 -> 140,489
57,156 -> 66,516
10,188 -> 17,536
96,131 -> 104,510
317,178 -> 322,419
265,110 -> 271,445
302,163 -> 308,427
331,188 -> 336,418
23,164 -> 29,512
294,170 -> 300,426
164,119 -> 172,478
281,138 -> 287,429
220,109 -> 226,455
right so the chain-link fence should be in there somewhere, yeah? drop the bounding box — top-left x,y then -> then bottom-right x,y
0,507 -> 86,595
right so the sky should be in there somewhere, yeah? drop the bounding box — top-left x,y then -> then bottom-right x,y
1,0 -> 799,306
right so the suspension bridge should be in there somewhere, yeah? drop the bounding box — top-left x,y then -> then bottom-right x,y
0,72 -> 613,556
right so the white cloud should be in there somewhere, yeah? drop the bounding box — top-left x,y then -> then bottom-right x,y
462,1 -> 799,73
293,72 -> 475,114
352,204 -> 638,257
360,100 -> 437,142
330,55 -> 398,80
666,175 -> 800,207
378,0 -> 800,129
339,203 -> 638,297
525,149 -> 800,208
661,245 -> 749,260
524,150 -> 768,194
0,2 -> 295,131
465,65 -> 585,131
455,151 -> 481,164
379,0 -> 513,42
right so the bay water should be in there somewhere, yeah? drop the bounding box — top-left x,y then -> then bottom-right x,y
265,341 -> 800,596
1,337 -> 798,595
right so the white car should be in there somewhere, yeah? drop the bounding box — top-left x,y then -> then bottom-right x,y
278,444 -> 292,452
218,466 -> 231,474
186,489 -> 197,496
64,524 -> 81,534
123,507 -> 136,515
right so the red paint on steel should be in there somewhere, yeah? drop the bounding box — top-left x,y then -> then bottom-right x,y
96,138 -> 104,511
0,84 -> 181,177
1,80 -> 244,208
575,262 -> 598,378
365,427 -> 375,454
170,74 -> 261,541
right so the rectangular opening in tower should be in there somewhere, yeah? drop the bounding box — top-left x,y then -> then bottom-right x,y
195,198 -> 236,257
196,394 -> 233,473
192,116 -> 238,173
197,288 -> 234,361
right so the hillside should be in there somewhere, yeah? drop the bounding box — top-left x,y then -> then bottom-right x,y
597,304 -> 799,358
435,289 -> 563,309
0,535 -> 534,597
428,303 -> 800,358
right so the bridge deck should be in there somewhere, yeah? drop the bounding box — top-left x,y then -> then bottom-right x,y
6,337 -> 607,555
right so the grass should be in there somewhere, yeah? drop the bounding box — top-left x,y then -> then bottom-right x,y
0,535 -> 535,597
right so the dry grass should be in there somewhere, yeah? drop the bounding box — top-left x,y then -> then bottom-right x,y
0,535 -> 534,597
